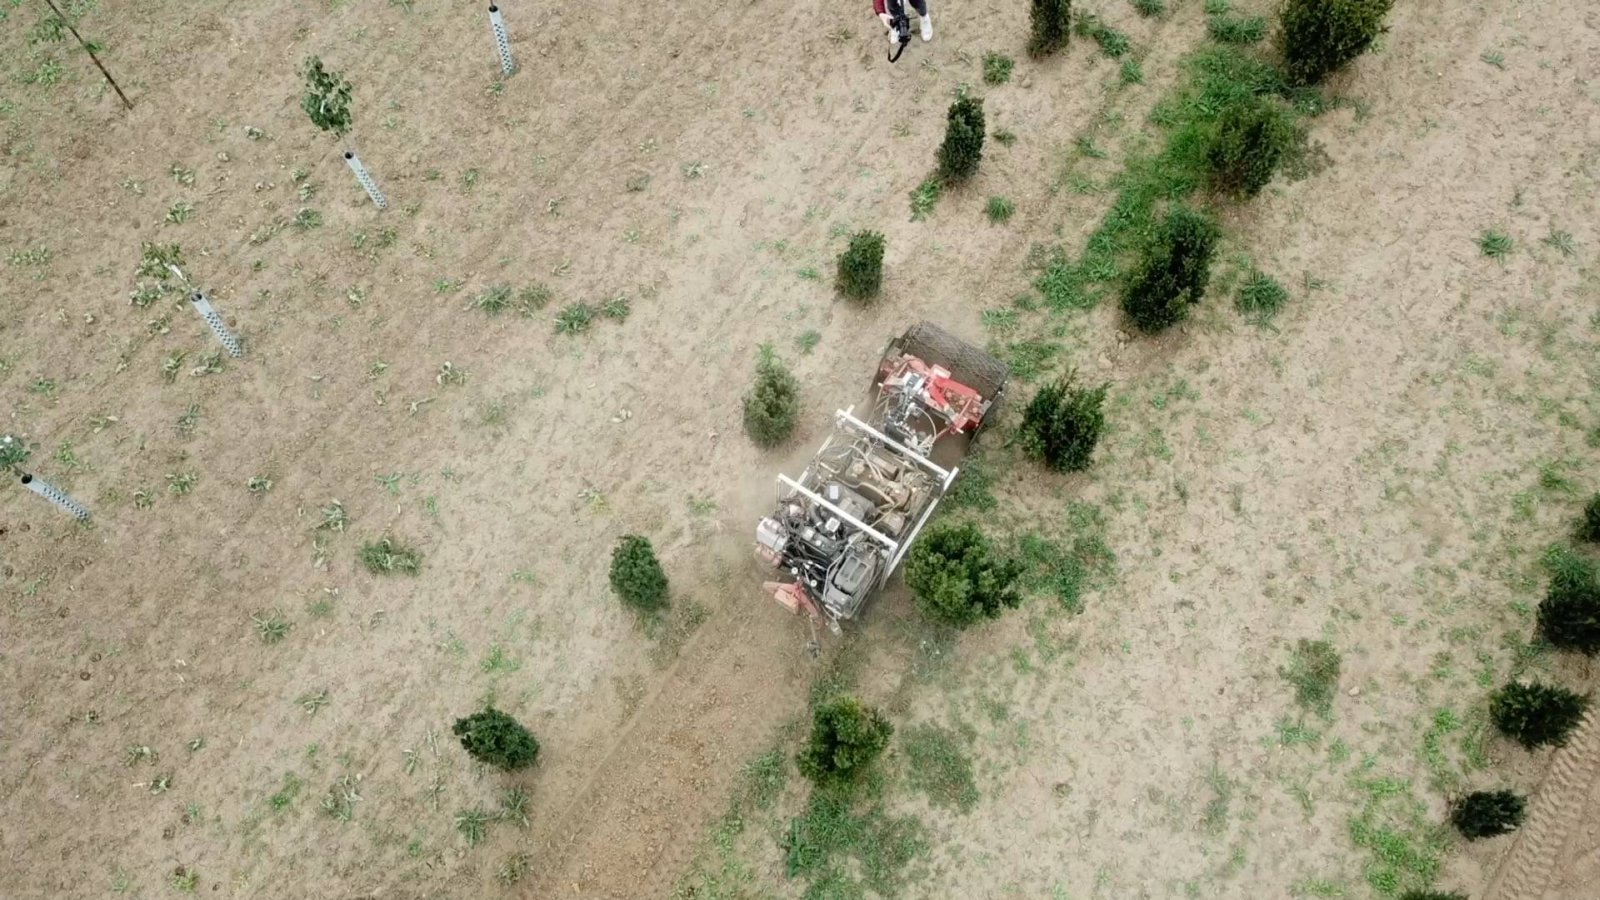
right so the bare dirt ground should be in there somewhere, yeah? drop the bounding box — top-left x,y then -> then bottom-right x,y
1,0 -> 1597,898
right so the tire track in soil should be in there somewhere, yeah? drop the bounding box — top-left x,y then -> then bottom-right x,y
1485,711 -> 1600,900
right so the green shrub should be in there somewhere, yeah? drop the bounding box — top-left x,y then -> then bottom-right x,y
796,696 -> 893,787
836,231 -> 885,302
1538,551 -> 1600,655
452,708 -> 540,771
300,56 -> 353,137
985,196 -> 1016,223
1207,98 -> 1297,197
1450,789 -> 1525,839
358,538 -> 423,576
1280,0 -> 1394,86
937,96 -> 986,184
1017,373 -> 1107,473
1131,0 -> 1164,17
1208,13 -> 1268,44
743,346 -> 801,447
1121,207 -> 1219,333
1581,493 -> 1600,542
982,52 -> 1014,85
905,522 -> 1024,628
1490,681 -> 1590,749
1028,0 -> 1072,58
609,534 -> 669,614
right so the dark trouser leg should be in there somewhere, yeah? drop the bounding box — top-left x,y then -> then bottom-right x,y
907,0 -> 927,15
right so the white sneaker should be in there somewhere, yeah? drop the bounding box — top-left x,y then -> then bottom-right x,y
921,14 -> 933,41
889,29 -> 901,46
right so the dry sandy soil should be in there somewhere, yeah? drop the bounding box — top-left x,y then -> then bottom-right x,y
1,0 -> 1597,898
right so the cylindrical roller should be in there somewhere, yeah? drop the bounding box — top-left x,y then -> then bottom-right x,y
344,152 -> 388,210
190,291 -> 244,358
21,474 -> 90,521
489,5 -> 515,75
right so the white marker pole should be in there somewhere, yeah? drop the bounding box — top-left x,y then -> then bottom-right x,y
190,291 -> 244,358
21,474 -> 90,521
344,151 -> 388,210
489,5 -> 515,76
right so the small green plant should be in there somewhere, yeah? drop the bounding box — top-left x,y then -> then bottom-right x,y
937,95 -> 986,183
1074,14 -> 1131,57
1280,0 -> 1395,85
358,538 -> 423,576
1236,269 -> 1289,323
497,853 -> 532,885
554,302 -> 595,335
985,196 -> 1016,223
300,56 -> 353,137
1017,373 -> 1107,473
795,329 -> 822,355
247,476 -> 274,494
1120,57 -> 1144,84
474,284 -> 514,314
1538,550 -> 1600,655
0,434 -> 29,473
905,522 -> 1024,628
1282,639 -> 1342,719
317,500 -> 349,532
292,208 -> 323,232
452,708 -> 541,770
169,868 -> 198,893
165,201 -> 195,224
454,806 -> 493,846
1208,13 -> 1268,44
743,345 -> 801,448
797,696 -> 893,788
135,241 -> 184,280
1122,207 -> 1219,333
982,52 -> 1014,85
252,611 -> 291,644
609,534 -> 670,615
1490,681 -> 1590,749
836,230 -> 885,302
909,175 -> 943,221
1208,97 -> 1297,197
1477,229 -> 1512,259
517,284 -> 553,313
992,128 -> 1017,146
1028,0 -> 1072,58
1450,790 -> 1525,839
1131,0 -> 1164,15
600,295 -> 631,320
498,786 -> 532,828
166,471 -> 198,495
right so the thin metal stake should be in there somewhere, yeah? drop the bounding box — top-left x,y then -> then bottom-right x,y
488,5 -> 515,76
190,291 -> 243,358
344,151 -> 388,210
21,474 -> 90,521
41,0 -> 132,110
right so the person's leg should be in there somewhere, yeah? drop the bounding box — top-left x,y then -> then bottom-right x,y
910,0 -> 932,41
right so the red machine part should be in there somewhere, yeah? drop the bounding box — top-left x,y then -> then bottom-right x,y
877,353 -> 989,435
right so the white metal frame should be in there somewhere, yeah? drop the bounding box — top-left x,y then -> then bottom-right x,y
774,407 -> 961,596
